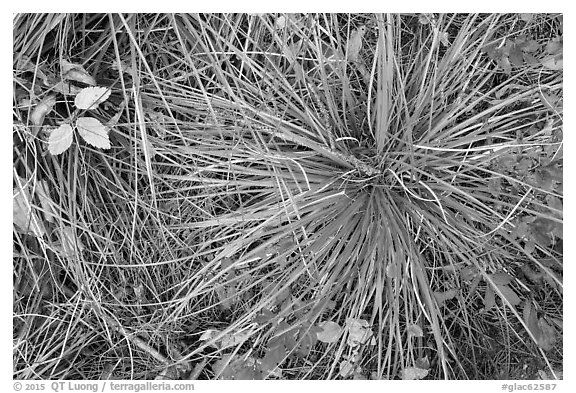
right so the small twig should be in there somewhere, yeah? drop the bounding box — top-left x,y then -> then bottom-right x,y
186,358 -> 209,380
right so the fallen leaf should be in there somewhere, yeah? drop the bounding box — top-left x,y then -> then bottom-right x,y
386,262 -> 398,279
538,369 -> 563,380
545,39 -> 562,55
402,367 -> 429,380
74,86 -> 111,110
498,56 -> 512,75
76,117 -> 111,149
535,318 -> 556,351
261,343 -> 286,372
339,360 -> 354,378
48,124 -> 74,155
316,321 -> 342,343
519,13 -> 534,23
199,328 -> 251,350
212,355 -> 242,380
460,266 -> 478,281
496,284 -> 522,307
52,81 -> 83,96
541,55 -> 563,71
415,356 -> 430,370
13,178 -> 46,238
60,59 -> 96,85
254,308 -> 277,325
30,95 -> 57,126
433,288 -> 458,306
220,330 -> 251,349
489,272 -> 513,285
346,318 -> 373,346
523,301 -> 541,337
407,324 -> 424,338
550,317 -> 563,330
508,44 -> 524,67
524,240 -> 536,255
522,39 -> 540,53
484,283 -> 496,310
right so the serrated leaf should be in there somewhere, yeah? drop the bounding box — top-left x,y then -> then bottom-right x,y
316,321 -> 342,343
48,124 -> 74,155
74,86 -> 111,110
402,367 -> 429,380
76,117 -> 111,149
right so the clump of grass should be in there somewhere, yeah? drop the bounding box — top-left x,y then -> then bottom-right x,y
13,13 -> 562,380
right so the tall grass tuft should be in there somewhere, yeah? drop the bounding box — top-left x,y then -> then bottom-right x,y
13,13 -> 562,379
